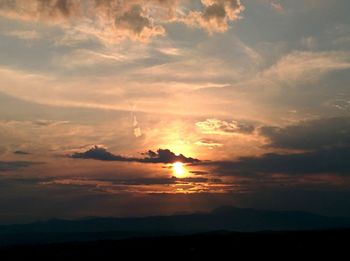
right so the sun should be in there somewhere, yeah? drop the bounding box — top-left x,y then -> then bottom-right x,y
173,162 -> 186,178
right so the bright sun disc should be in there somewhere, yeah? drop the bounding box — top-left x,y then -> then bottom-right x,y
173,162 -> 186,177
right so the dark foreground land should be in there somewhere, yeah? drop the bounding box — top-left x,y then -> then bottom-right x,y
0,229 -> 349,260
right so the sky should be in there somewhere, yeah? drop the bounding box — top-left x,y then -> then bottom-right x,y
0,0 -> 350,224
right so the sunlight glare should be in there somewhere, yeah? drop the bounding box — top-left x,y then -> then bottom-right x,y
173,162 -> 186,178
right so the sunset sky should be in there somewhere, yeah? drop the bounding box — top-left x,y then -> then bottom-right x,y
0,0 -> 350,224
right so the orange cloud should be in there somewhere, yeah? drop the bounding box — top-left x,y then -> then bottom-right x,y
183,0 -> 244,33
0,0 -> 244,42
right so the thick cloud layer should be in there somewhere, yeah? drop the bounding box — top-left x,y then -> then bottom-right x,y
71,146 -> 200,164
213,147 -> 350,176
261,117 -> 350,151
210,117 -> 350,177
0,0 -> 244,42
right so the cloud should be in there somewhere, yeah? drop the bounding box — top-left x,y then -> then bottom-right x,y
32,120 -> 70,127
195,139 -> 223,148
0,0 -> 245,43
42,176 -> 219,187
0,161 -> 37,171
1,29 -> 41,40
262,51 -> 350,85
71,146 -> 200,164
17,1 -> 163,42
53,49 -> 132,68
196,118 -> 255,135
269,1 -> 285,14
183,0 -> 244,33
14,150 -> 30,155
115,4 -> 165,42
38,175 -> 228,195
209,117 -> 350,177
211,146 -> 350,177
189,51 -> 350,123
261,117 -> 350,151
71,146 -> 127,161
190,170 -> 210,175
142,148 -> 200,163
0,0 -> 168,42
133,115 -> 142,138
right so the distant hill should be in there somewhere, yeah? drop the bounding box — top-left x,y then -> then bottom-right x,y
1,206 -> 350,246
2,230 -> 349,259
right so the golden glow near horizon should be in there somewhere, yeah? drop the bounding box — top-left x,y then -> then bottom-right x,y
173,162 -> 186,178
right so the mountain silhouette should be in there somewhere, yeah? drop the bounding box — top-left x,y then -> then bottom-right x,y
1,206 -> 350,246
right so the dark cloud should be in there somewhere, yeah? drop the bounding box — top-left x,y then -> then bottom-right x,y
185,0 -> 244,33
48,177 -> 218,186
195,139 -> 223,148
14,150 -> 30,155
37,0 -> 74,18
32,120 -> 70,127
207,117 -> 350,177
190,170 -> 210,175
203,3 -> 226,21
261,117 -> 350,151
141,149 -> 200,164
71,146 -> 130,162
211,146 -> 350,177
116,5 -> 151,35
71,146 -> 200,164
0,161 -> 38,171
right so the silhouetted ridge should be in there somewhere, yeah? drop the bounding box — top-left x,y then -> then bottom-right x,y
1,206 -> 350,246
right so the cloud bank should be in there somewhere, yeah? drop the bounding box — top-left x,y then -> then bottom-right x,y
261,117 -> 350,151
209,117 -> 350,177
214,147 -> 350,176
0,0 -> 244,42
71,146 -> 200,163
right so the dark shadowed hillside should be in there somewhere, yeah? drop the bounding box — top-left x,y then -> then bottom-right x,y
1,230 -> 349,260
1,206 -> 350,246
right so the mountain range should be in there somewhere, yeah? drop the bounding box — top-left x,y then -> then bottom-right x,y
1,206 -> 350,246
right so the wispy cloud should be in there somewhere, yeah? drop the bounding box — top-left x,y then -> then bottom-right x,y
1,29 -> 41,40
40,176 -> 232,194
269,1 -> 285,14
196,118 -> 255,135
0,161 -> 39,171
262,51 -> 350,84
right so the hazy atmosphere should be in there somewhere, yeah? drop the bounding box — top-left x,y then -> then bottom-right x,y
1,0 -> 350,224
